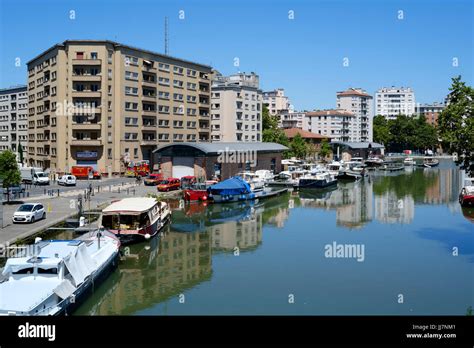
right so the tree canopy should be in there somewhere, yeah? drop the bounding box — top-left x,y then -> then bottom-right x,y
438,76 -> 474,176
0,150 -> 21,188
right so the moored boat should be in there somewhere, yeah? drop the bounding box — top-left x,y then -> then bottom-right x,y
403,157 -> 415,166
297,172 -> 338,189
100,197 -> 170,244
423,157 -> 439,168
459,178 -> 474,207
0,230 -> 120,316
237,171 -> 266,191
183,180 -> 217,202
365,156 -> 384,167
382,161 -> 404,171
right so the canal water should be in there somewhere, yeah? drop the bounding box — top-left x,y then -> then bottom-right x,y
49,160 -> 474,315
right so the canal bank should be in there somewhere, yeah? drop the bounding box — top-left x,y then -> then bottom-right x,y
21,159 -> 473,316
0,183 -> 182,245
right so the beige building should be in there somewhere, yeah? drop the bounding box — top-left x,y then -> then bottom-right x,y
0,86 -> 28,160
303,109 -> 355,142
279,110 -> 305,129
210,72 -> 262,142
263,88 -> 290,115
336,88 -> 373,142
26,40 -> 212,174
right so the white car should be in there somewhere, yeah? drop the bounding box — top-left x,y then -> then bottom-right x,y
58,174 -> 77,186
12,203 -> 46,223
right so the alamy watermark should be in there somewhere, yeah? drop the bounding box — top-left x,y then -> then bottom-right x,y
324,241 -> 365,262
217,147 -> 257,167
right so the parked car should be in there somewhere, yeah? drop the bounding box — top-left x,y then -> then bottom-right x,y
58,174 -> 77,186
12,203 -> 46,223
3,185 -> 25,195
144,173 -> 164,186
157,178 -> 181,192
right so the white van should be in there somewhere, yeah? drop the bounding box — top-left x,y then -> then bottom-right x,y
20,167 -> 50,185
58,175 -> 77,186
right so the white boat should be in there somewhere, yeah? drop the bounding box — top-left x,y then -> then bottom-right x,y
365,156 -> 384,167
237,172 -> 266,191
337,162 -> 366,180
326,161 -> 343,176
100,197 -> 170,244
404,157 -> 415,166
0,230 -> 120,316
254,170 -> 274,183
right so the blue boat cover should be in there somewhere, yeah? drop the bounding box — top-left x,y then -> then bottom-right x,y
208,176 -> 251,195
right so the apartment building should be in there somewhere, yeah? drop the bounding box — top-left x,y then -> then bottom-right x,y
210,72 -> 262,142
416,102 -> 445,126
336,88 -> 373,142
0,86 -> 28,160
303,109 -> 355,142
279,110 -> 305,129
263,88 -> 291,115
26,40 -> 212,174
375,87 -> 416,119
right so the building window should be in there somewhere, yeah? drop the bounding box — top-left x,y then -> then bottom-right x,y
107,148 -> 112,159
91,52 -> 98,60
76,52 -> 84,59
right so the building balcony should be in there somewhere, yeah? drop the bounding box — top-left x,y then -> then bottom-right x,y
142,79 -> 156,87
72,75 -> 102,82
72,59 -> 102,66
70,138 -> 103,146
71,91 -> 102,98
142,94 -> 156,102
72,105 -> 101,115
141,139 -> 157,146
142,109 -> 157,117
72,122 -> 102,130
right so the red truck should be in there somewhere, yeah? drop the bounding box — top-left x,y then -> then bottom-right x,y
71,166 -> 101,179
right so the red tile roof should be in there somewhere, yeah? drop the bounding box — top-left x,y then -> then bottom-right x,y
336,88 -> 372,98
284,128 -> 331,139
305,109 -> 355,117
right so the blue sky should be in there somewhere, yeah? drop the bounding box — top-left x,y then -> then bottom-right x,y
0,0 -> 472,110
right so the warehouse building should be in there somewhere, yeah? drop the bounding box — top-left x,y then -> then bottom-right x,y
152,142 -> 287,180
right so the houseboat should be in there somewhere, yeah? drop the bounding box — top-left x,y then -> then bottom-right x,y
459,178 -> 474,207
0,230 -> 120,316
100,197 -> 170,244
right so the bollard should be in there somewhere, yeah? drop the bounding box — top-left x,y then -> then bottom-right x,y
57,189 -> 60,197
109,185 -> 111,192
118,187 -> 120,194
133,189 -> 135,196
44,188 -> 46,195
127,188 -> 129,195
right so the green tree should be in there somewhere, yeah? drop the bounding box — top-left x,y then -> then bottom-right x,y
373,115 -> 391,147
438,76 -> 474,176
289,133 -> 308,159
18,142 -> 24,164
0,150 -> 21,190
261,104 -> 291,155
318,139 -> 332,160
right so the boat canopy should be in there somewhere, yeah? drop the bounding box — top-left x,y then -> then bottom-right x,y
3,257 -> 61,275
103,197 -> 158,214
208,176 -> 251,195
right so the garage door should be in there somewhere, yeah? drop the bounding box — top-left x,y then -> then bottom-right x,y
172,157 -> 194,178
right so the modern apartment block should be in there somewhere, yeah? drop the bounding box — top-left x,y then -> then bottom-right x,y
336,88 -> 373,142
375,87 -> 416,119
303,109 -> 355,142
416,102 -> 445,126
210,72 -> 262,142
26,40 -> 212,174
279,110 -> 305,129
0,86 -> 28,160
263,88 -> 291,115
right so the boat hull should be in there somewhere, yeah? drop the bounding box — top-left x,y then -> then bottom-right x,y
459,194 -> 474,207
107,212 -> 170,244
54,251 -> 120,316
183,189 -> 210,202
297,178 -> 338,189
337,172 -> 361,181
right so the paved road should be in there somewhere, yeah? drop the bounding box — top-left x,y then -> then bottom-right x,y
0,179 -> 174,245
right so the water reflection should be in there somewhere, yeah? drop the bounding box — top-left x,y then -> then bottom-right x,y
74,161 -> 472,315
